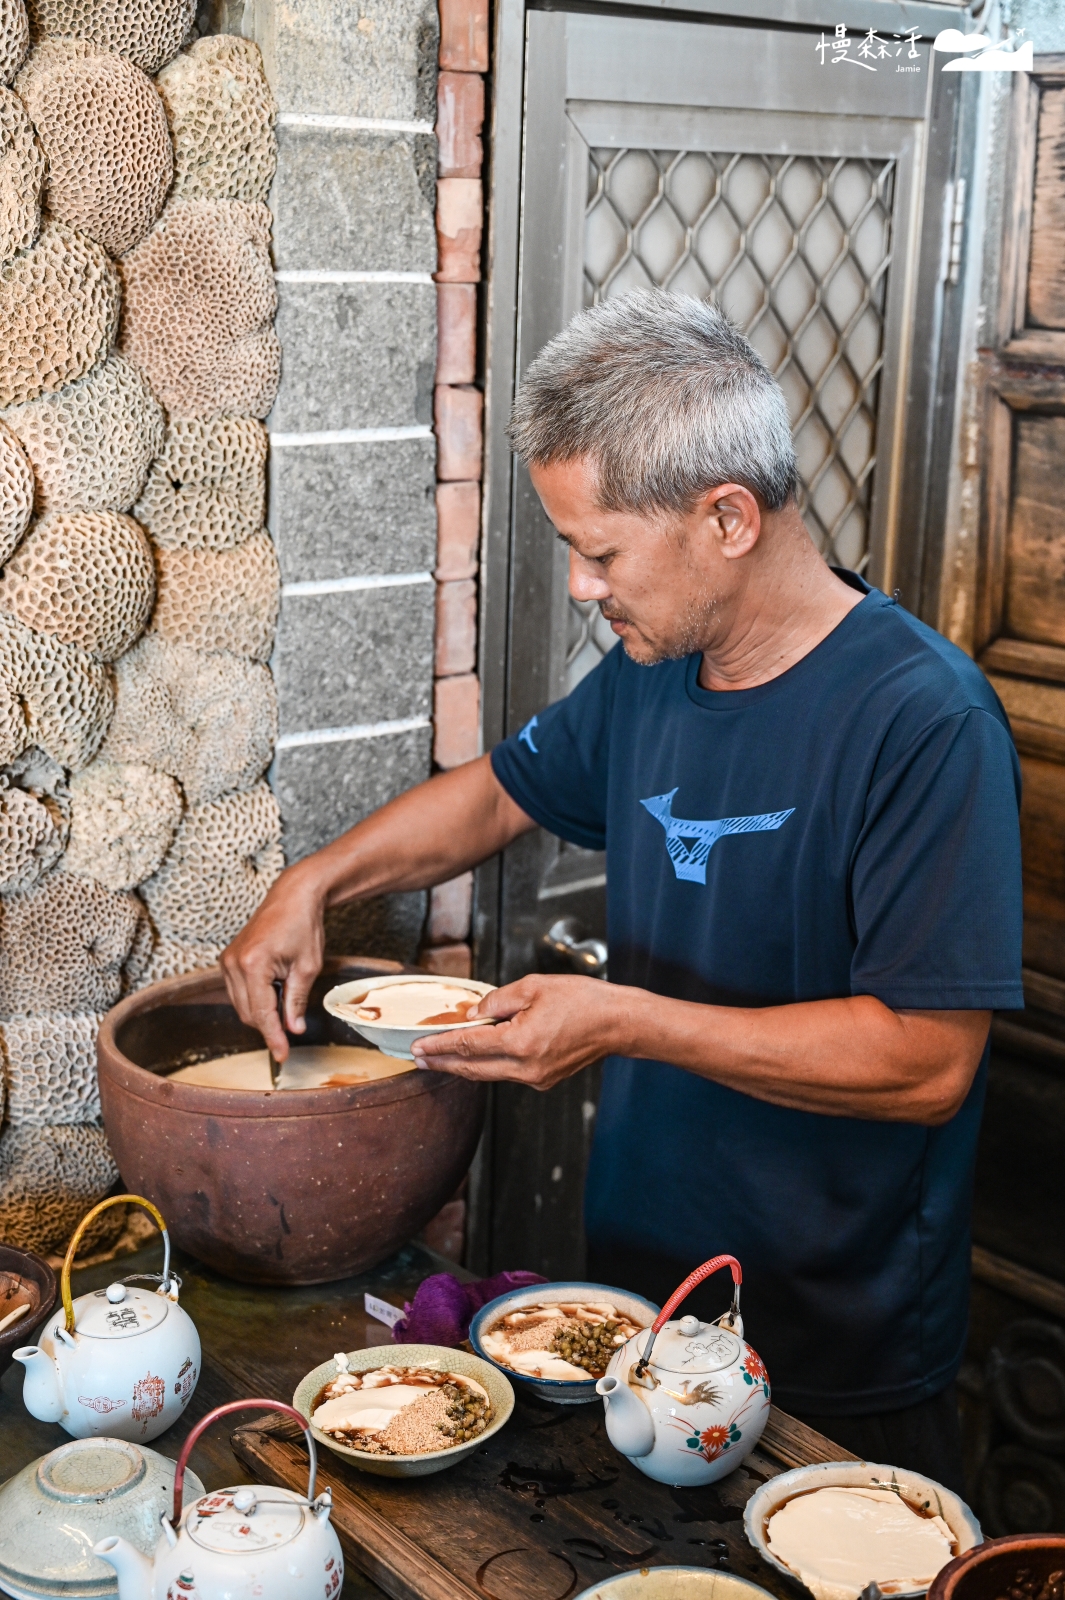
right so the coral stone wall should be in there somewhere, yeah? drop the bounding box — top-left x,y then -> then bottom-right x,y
0,0 -> 282,1253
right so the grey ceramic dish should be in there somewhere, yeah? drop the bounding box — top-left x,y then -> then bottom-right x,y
574,1569 -> 778,1599
0,1437 -> 204,1600
469,1280 -> 660,1405
292,1343 -> 514,1478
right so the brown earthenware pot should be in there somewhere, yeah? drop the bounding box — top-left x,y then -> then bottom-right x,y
929,1533 -> 1065,1600
97,959 -> 487,1285
0,1244 -> 57,1378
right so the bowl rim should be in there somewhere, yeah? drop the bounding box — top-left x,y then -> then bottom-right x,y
324,974 -> 498,1037
574,1566 -> 780,1598
743,1458 -> 983,1597
292,1342 -> 515,1465
0,1244 -> 58,1354
469,1280 -> 661,1391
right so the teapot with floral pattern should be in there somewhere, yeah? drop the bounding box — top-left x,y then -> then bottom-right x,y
595,1255 -> 770,1486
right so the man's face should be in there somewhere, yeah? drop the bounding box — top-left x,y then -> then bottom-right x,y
528,456 -> 754,665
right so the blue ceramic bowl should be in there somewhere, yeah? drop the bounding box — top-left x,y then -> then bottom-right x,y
469,1280 -> 659,1406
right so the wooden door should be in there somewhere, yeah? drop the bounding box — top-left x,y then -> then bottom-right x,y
964,57 -> 1065,1530
974,57 -> 1065,1110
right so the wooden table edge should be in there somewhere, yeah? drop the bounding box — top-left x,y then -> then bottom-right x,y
760,1407 -> 860,1470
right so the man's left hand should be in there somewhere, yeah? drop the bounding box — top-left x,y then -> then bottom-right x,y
411,975 -> 992,1125
411,974 -> 620,1089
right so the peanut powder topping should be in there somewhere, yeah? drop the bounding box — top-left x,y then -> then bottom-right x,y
312,1364 -> 491,1456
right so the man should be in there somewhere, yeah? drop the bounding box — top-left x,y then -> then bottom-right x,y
223,291 -> 1022,1488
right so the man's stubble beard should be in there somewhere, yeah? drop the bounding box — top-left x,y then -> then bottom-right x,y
600,583 -> 721,667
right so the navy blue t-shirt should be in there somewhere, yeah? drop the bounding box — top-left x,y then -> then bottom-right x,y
491,579 -> 1023,1415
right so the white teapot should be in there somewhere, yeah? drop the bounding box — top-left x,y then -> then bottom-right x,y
14,1194 -> 200,1443
596,1254 -> 770,1487
94,1400 -> 344,1600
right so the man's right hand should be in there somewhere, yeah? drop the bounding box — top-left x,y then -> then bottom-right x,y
221,863 -> 326,1061
219,756 -> 536,1062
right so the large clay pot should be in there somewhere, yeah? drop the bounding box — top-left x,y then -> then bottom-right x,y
97,959 -> 486,1285
929,1533 -> 1065,1600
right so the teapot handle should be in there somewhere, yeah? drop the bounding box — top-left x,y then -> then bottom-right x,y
635,1254 -> 742,1378
172,1400 -> 318,1525
60,1194 -> 171,1334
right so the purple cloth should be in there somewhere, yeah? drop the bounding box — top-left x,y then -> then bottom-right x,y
392,1270 -> 547,1347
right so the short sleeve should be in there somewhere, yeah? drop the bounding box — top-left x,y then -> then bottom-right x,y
850,707 -> 1024,1009
490,644 -> 622,850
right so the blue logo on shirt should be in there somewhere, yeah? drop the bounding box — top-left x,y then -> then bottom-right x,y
518,715 -> 539,754
640,789 -> 795,884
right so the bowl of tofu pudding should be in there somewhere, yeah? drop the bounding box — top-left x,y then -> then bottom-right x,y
744,1460 -> 982,1600
324,973 -> 497,1061
294,1344 -> 514,1478
470,1281 -> 659,1405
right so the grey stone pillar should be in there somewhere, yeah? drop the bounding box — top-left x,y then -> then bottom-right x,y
217,0 -> 439,959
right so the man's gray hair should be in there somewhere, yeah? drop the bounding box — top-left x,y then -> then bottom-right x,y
508,290 -> 798,515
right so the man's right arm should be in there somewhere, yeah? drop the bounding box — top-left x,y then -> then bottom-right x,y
221,754 -> 535,1058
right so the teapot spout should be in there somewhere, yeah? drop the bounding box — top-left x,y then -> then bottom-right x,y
596,1374 -> 655,1457
13,1346 -> 64,1423
93,1536 -> 154,1600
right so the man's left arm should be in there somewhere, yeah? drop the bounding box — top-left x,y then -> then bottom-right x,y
410,980 -> 989,1124
415,705 -> 1021,1124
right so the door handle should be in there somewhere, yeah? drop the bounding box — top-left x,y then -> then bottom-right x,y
540,917 -> 608,979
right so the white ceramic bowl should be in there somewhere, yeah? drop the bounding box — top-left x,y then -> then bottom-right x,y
575,1570 -> 777,1600
292,1343 -> 514,1478
743,1459 -> 983,1599
469,1280 -> 660,1405
323,974 -> 497,1060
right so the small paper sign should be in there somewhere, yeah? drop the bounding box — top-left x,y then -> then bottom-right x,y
365,1292 -> 404,1329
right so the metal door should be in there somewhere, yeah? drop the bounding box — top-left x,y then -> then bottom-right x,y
472,1 -> 963,1277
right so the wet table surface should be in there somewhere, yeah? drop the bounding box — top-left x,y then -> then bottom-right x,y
230,1368 -> 857,1600
0,1236 -> 454,1598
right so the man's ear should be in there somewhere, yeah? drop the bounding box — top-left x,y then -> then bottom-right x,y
702,483 -> 762,560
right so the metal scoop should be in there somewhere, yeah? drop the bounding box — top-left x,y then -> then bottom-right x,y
268,978 -> 285,1090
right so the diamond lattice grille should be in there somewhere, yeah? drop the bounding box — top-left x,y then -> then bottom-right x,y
566,146 -> 896,693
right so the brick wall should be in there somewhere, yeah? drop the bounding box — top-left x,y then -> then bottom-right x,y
421,0 -> 488,982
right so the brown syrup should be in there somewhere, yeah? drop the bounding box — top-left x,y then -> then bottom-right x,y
417,1001 -> 479,1025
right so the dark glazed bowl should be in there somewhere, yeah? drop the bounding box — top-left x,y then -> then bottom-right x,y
0,1244 -> 57,1378
929,1534 -> 1065,1600
97,958 -> 487,1285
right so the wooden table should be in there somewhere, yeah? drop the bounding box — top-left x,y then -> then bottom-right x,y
235,1383 -> 852,1600
0,1238 -> 853,1600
